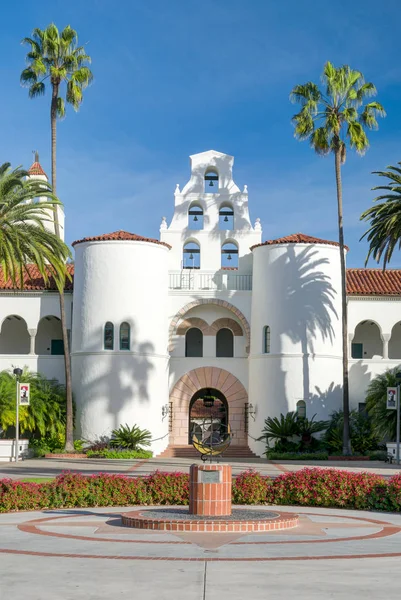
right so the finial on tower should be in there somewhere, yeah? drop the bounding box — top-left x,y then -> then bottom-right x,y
243,184 -> 248,193
160,216 -> 167,231
175,183 -> 181,194
33,150 -> 39,163
254,217 -> 261,231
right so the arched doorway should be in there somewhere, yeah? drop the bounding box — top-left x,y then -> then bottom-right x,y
169,367 -> 248,447
188,388 -> 228,445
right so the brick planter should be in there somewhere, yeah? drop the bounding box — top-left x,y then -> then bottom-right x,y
328,456 -> 370,461
44,453 -> 88,459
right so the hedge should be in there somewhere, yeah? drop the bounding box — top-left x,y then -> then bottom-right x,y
2,468 -> 401,513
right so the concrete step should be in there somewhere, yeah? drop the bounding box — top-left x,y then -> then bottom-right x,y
157,445 -> 259,459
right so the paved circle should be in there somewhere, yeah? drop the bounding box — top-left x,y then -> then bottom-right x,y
1,506 -> 401,561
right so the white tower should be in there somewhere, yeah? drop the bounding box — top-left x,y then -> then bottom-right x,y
248,234 -> 343,454
27,152 -> 65,241
71,231 -> 171,455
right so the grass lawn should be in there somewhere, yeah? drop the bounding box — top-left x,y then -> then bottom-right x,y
19,477 -> 54,483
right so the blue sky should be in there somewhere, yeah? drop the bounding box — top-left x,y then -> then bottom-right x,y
1,0 -> 401,267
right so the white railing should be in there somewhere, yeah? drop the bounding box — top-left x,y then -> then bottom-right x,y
169,271 -> 252,291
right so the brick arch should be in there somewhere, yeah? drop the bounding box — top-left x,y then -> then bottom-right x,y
169,299 -> 250,352
176,317 -> 211,336
210,317 -> 243,336
169,367 -> 248,447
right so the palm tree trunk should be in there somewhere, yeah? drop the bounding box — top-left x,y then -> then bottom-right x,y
51,83 -> 74,453
334,149 -> 351,455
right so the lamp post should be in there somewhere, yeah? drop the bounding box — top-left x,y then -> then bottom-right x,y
13,367 -> 22,463
396,372 -> 401,465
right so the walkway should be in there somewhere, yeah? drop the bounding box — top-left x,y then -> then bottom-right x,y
0,456 -> 401,480
1,505 -> 401,599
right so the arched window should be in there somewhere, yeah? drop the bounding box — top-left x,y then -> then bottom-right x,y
120,322 -> 130,350
352,321 -> 382,359
204,168 -> 219,193
188,204 -> 203,230
185,328 -> 203,357
183,241 -> 200,269
216,328 -> 234,357
263,326 -> 270,353
104,322 -> 114,350
221,241 -> 238,269
296,400 -> 306,419
219,204 -> 234,229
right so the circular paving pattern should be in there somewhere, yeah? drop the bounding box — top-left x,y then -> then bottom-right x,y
1,506 -> 401,562
121,507 -> 297,532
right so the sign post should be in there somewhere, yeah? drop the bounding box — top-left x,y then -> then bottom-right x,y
13,368 -> 23,463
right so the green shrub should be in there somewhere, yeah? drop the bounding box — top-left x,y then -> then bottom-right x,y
110,424 -> 152,450
369,450 -> 388,461
86,449 -> 152,459
267,451 -> 329,460
323,409 -> 379,455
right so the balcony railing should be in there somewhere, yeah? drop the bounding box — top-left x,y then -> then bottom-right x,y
169,271 -> 252,291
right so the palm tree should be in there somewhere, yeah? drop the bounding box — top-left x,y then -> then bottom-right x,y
0,163 -> 70,288
365,368 -> 401,440
20,23 -> 93,451
290,62 -> 385,454
360,164 -> 401,267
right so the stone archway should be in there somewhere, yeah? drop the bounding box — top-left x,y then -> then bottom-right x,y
169,299 -> 250,353
169,367 -> 248,447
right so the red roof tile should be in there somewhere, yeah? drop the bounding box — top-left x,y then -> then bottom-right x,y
346,269 -> 401,296
28,161 -> 47,178
72,230 -> 171,248
0,264 -> 74,291
251,233 -> 344,250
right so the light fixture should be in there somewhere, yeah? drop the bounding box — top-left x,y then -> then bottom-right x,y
13,367 -> 22,377
161,404 -> 169,420
245,402 -> 256,421
224,215 -> 229,222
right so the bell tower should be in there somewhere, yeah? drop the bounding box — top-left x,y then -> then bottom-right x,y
160,150 -> 262,273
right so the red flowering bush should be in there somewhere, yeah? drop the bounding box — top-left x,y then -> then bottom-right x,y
2,468 -> 401,513
232,469 -> 271,504
145,471 -> 189,505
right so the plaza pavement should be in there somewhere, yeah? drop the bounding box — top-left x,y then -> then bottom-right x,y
1,504 -> 401,599
0,455 -> 401,480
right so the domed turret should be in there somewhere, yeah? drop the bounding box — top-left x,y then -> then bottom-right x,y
248,233 -> 344,454
71,230 -> 171,455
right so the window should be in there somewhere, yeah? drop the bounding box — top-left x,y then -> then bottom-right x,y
296,400 -> 306,419
263,326 -> 270,353
120,322 -> 130,350
183,241 -> 200,269
204,168 -> 218,193
221,241 -> 238,269
104,322 -> 114,350
216,328 -> 234,357
188,204 -> 203,230
219,204 -> 234,229
51,339 -> 64,355
351,342 -> 363,359
185,328 -> 203,357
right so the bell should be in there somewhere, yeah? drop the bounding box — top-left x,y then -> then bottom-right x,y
189,253 -> 194,260
193,215 -> 198,222
209,180 -> 214,187
227,254 -> 232,261
224,215 -> 229,222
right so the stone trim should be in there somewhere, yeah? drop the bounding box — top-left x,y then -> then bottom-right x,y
176,317 -> 210,336
169,299 -> 250,352
209,318 -> 243,336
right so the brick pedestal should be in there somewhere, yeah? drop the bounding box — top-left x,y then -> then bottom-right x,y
189,463 -> 232,516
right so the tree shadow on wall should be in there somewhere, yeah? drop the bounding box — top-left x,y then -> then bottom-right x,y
276,245 -> 339,405
74,321 -> 155,440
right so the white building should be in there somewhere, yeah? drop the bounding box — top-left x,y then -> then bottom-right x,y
3,150 -> 401,457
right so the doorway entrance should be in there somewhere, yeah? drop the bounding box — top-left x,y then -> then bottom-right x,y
188,388 -> 228,445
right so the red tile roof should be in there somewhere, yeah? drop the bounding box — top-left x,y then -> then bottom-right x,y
346,269 -> 401,296
72,230 -> 171,248
27,161 -> 47,178
0,264 -> 74,291
251,233 -> 344,250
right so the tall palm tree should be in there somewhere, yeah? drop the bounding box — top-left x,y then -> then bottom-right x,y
0,162 -> 70,288
361,163 -> 401,267
20,23 -> 93,451
290,62 -> 385,454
